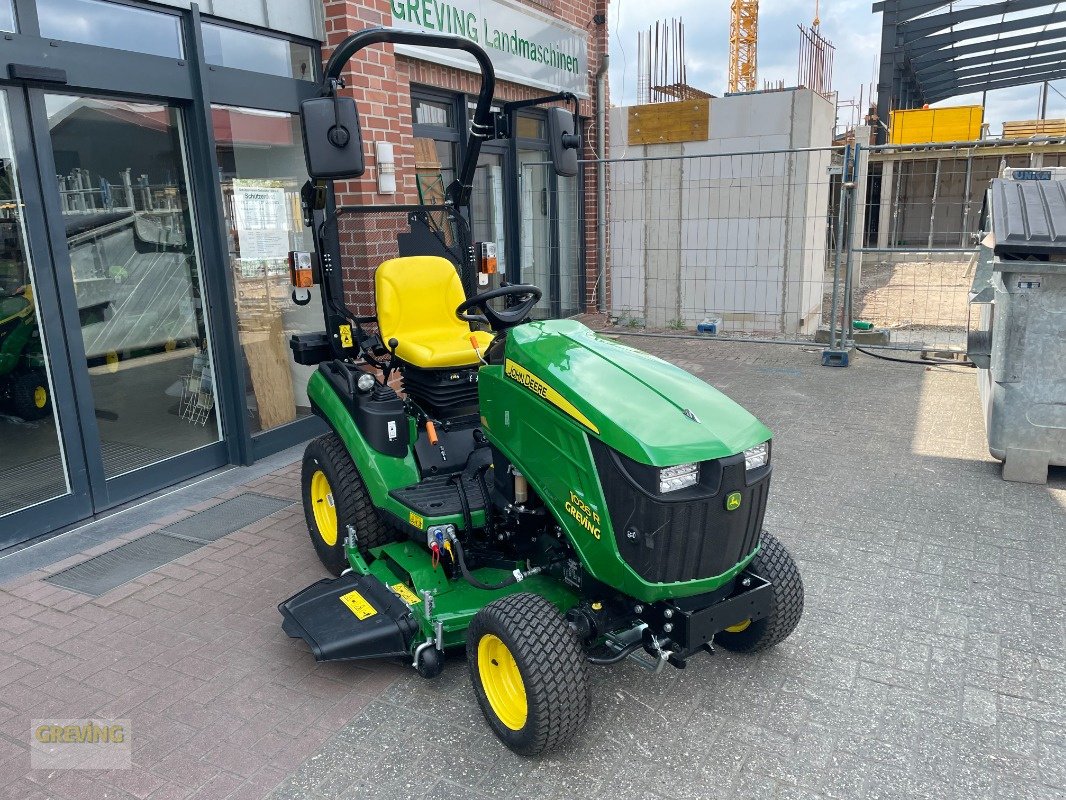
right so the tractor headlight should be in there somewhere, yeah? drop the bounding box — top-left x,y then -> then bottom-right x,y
743,442 -> 769,471
659,463 -> 699,493
356,373 -> 376,393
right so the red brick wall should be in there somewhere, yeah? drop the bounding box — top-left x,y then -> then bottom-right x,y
322,0 -> 609,314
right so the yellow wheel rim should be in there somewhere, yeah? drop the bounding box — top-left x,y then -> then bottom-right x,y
477,634 -> 527,731
33,386 -> 47,409
725,619 -> 751,633
310,469 -> 338,546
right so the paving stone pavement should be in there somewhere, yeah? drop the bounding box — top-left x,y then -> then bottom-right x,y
0,339 -> 1063,800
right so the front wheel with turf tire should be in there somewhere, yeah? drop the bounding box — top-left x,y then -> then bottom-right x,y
715,531 -> 804,653
467,593 -> 589,756
301,433 -> 397,575
10,370 -> 51,421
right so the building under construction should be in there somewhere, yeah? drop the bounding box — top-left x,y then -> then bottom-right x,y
874,0 -> 1066,142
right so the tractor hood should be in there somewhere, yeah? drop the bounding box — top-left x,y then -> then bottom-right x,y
502,319 -> 771,466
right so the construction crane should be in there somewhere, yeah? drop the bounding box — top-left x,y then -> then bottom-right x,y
728,0 -> 759,94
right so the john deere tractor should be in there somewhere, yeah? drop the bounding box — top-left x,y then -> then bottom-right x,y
0,284 -> 51,421
279,28 -> 804,756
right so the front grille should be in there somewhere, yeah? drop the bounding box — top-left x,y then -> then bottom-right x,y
590,440 -> 767,584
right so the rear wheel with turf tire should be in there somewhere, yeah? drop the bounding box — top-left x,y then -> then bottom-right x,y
301,433 -> 397,575
467,593 -> 589,756
715,531 -> 804,653
10,370 -> 51,421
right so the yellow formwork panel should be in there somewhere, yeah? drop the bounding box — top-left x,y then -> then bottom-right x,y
889,106 -> 984,145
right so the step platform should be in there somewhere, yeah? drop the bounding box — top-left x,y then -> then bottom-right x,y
279,573 -> 420,662
389,470 -> 489,517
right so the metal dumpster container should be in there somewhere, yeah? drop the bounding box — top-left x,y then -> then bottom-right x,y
967,178 -> 1066,484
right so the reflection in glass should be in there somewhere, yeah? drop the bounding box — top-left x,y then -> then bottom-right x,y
413,98 -> 453,127
557,173 -> 581,317
471,152 -> 507,275
202,24 -> 314,81
519,150 -> 551,317
0,0 -> 15,33
46,95 -> 220,478
515,115 -> 546,140
413,138 -> 455,205
0,92 -> 70,519
37,0 -> 183,58
213,105 -> 316,432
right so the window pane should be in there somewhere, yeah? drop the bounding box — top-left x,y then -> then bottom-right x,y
202,23 -> 314,81
519,150 -> 550,316
471,152 -> 507,274
46,94 -> 221,477
213,105 -> 317,432
0,91 -> 71,518
413,137 -> 455,204
516,115 -> 545,140
557,173 -> 581,316
413,98 -> 453,128
37,0 -> 183,59
0,1 -> 14,33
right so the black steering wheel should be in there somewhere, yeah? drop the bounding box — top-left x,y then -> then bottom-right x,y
456,283 -> 542,331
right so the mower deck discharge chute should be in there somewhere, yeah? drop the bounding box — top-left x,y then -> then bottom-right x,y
278,27 -> 804,756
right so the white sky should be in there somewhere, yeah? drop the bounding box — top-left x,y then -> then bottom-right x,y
608,0 -> 1066,135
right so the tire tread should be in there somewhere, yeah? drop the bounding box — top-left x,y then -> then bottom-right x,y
716,531 -> 804,653
301,432 -> 397,573
468,593 -> 589,755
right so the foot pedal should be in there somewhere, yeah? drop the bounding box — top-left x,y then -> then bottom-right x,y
279,573 -> 419,662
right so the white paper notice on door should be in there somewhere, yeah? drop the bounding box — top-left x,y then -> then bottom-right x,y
234,183 -> 290,260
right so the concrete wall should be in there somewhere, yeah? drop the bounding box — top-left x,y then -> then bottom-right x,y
608,88 -> 835,334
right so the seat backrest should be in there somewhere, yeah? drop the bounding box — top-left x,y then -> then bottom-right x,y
375,256 -> 468,344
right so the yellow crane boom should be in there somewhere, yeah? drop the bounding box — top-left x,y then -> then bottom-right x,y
728,0 -> 759,94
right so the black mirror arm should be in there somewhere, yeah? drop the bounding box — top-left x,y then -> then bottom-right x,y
321,28 -> 496,209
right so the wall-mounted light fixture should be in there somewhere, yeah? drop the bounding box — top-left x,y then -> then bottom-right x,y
375,141 -> 396,194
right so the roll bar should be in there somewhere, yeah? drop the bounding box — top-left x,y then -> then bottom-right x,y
320,28 -> 497,207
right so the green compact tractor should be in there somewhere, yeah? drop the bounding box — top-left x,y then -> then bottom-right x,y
280,28 -> 804,755
0,284 -> 51,421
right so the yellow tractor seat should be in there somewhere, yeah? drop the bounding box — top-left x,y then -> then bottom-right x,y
375,256 -> 493,369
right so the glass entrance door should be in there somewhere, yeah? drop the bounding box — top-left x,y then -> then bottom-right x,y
518,149 -> 551,317
0,90 -> 84,536
471,150 -> 508,279
517,149 -> 582,318
41,93 -> 223,486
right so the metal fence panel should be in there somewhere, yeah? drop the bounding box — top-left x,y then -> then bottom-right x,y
601,147 -> 846,344
853,138 -> 1066,353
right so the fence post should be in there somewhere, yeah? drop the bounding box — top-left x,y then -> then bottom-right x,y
827,164 -> 848,354
822,142 -> 859,367
842,143 -> 861,345
849,126 -> 871,288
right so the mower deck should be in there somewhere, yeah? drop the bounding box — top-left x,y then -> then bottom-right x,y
280,539 -> 578,659
279,572 -> 419,662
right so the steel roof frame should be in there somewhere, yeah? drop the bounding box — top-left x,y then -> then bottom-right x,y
874,0 -> 1066,142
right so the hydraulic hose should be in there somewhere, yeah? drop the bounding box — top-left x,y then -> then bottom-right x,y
449,536 -> 520,592
474,462 -> 493,527
451,473 -> 474,535
586,639 -> 645,665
